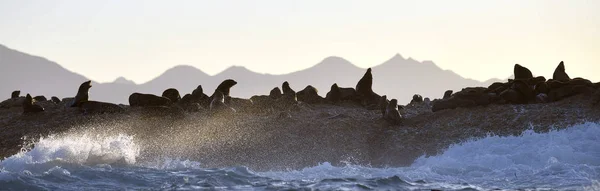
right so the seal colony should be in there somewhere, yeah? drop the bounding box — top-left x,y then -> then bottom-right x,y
1,61 -> 599,122
1,61 -> 600,169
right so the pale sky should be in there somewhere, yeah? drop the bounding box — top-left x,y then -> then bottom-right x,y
1,0 -> 599,83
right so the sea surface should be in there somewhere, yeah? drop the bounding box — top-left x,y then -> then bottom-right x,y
1,122 -> 599,190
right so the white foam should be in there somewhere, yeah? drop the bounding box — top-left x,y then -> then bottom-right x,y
0,133 -> 139,173
260,122 -> 600,189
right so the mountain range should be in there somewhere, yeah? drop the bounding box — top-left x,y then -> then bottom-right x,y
0,44 -> 503,104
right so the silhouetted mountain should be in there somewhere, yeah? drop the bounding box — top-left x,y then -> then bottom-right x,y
112,77 -> 136,85
0,44 -> 89,99
0,44 -> 501,104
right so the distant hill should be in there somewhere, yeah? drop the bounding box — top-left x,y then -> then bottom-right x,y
0,44 -> 501,104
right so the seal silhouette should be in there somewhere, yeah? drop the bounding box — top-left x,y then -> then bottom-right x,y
384,99 -> 402,124
71,81 -> 92,107
553,61 -> 570,81
23,94 -> 44,113
162,88 -> 181,103
514,64 -> 533,80
11,91 -> 20,99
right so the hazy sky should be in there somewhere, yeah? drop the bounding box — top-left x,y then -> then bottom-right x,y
1,0 -> 599,83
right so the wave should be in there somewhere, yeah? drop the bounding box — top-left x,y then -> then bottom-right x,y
0,122 -> 599,190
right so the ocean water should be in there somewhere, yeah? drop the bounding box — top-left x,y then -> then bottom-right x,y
1,122 -> 599,190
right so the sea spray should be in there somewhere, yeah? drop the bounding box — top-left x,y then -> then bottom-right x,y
0,133 -> 139,173
0,122 -> 598,190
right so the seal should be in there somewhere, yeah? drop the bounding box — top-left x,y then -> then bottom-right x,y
23,94 -> 44,113
129,93 -> 172,107
33,96 -> 47,102
356,68 -> 373,97
411,94 -> 423,104
162,88 -> 181,103
80,101 -> 125,114
553,61 -> 570,81
282,81 -> 295,97
514,64 -> 533,80
443,90 -> 453,99
384,99 -> 402,124
296,85 -> 323,104
378,95 -> 389,117
11,90 -> 20,99
210,91 -> 235,113
325,83 -> 341,102
214,79 -> 237,97
269,87 -> 283,99
71,80 -> 92,107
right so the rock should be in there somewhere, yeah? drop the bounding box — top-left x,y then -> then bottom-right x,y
33,95 -> 47,102
129,93 -> 172,107
11,90 -> 20,99
22,94 -> 44,113
296,85 -> 323,104
250,95 -> 275,112
228,97 -> 254,112
553,61 -> 570,81
514,64 -> 533,80
269,87 -> 283,99
0,97 -> 25,108
443,90 -> 453,99
162,88 -> 181,103
536,93 -> 549,103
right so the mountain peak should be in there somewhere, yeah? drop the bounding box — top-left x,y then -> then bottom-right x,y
314,56 -> 353,68
113,76 -> 136,85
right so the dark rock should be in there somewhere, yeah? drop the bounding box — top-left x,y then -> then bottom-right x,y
514,64 -> 533,80
536,93 -> 549,103
129,93 -> 172,107
553,61 -> 570,81
162,88 -> 181,103
192,85 -> 204,97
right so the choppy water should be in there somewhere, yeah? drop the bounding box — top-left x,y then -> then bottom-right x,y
1,122 -> 600,190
